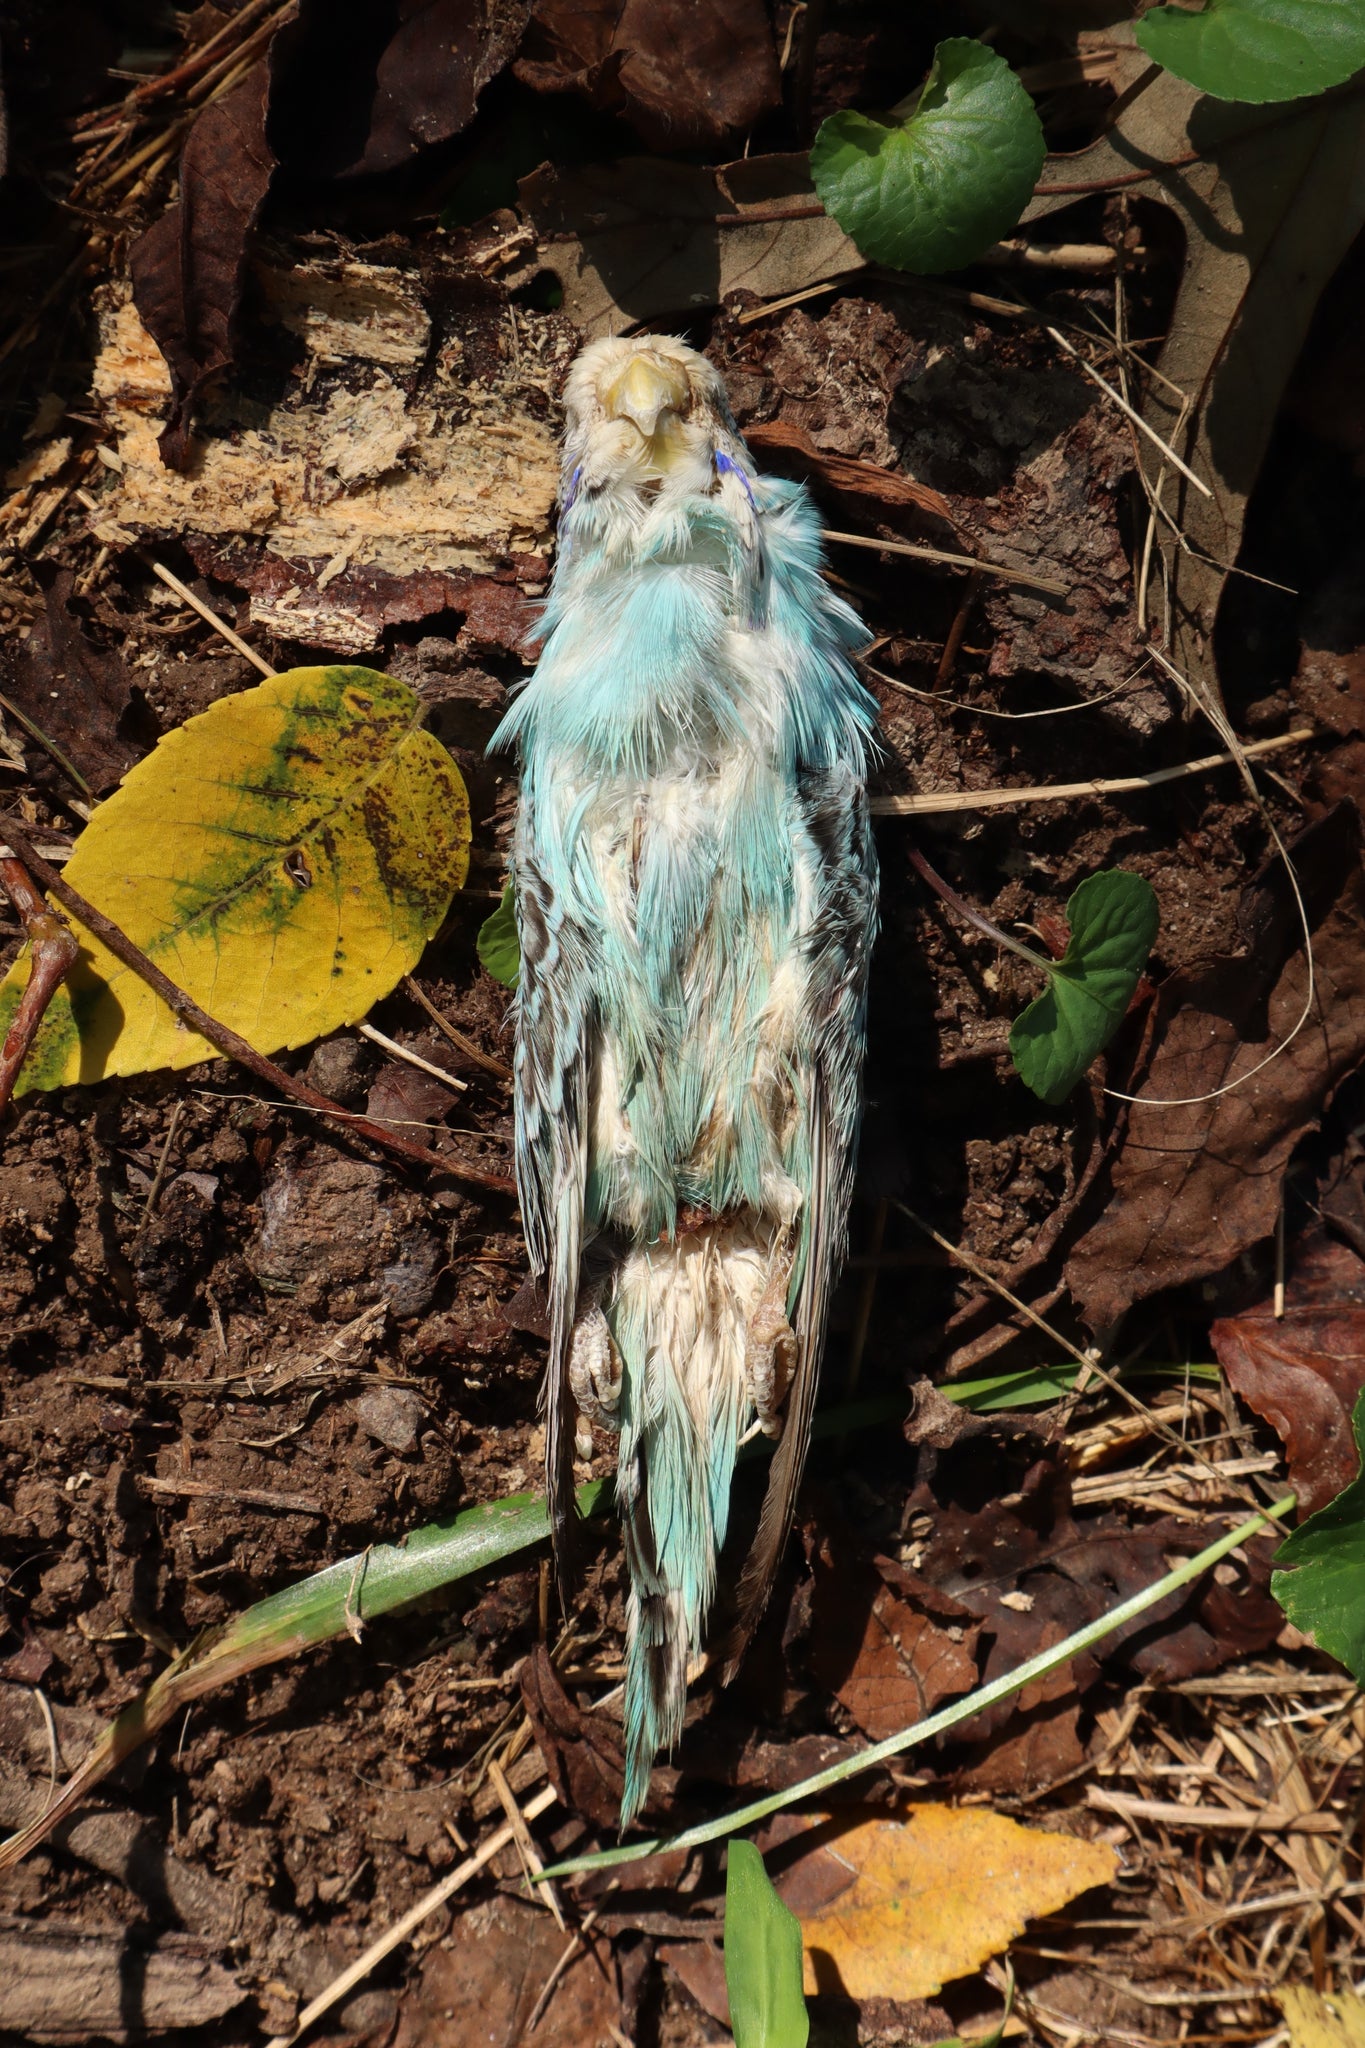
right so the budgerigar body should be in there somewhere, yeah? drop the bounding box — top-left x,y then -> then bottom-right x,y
492,336 -> 879,1823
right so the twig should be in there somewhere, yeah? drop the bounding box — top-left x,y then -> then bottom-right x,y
524,1911 -> 603,2037
934,569 -> 984,688
823,528 -> 1068,597
402,974 -> 512,1082
142,1475 -> 325,1516
1044,323 -> 1211,498
0,688 -> 94,801
0,859 -> 80,1115
869,727 -> 1315,815
489,1759 -> 565,1930
264,1783 -> 558,2048
0,818 -> 514,1195
1086,1787 -> 1339,1835
73,0 -> 285,118
906,843 -> 1050,974
137,1097 -> 185,1228
1038,149 -> 1201,196
357,1020 -> 468,1093
146,559 -> 275,676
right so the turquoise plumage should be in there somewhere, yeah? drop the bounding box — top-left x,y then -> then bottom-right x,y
491,337 -> 879,1823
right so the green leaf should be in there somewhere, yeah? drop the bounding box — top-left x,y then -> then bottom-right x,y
478,881 -> 519,987
1137,0 -> 1365,105
0,666 -> 470,1092
1272,1387 -> 1365,1681
725,1840 -> 810,2048
1009,870 -> 1158,1106
810,38 -> 1045,274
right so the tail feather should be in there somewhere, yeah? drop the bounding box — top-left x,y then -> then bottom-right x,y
611,1225 -> 769,1824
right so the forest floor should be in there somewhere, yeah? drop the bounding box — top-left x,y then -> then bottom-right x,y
1,5 -> 1364,2047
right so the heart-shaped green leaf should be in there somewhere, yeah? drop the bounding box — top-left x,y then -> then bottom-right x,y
725,1840 -> 809,2048
1137,0 -> 1365,105
810,38 -> 1045,275
1009,870 -> 1158,1105
477,880 -> 519,987
1272,1387 -> 1365,1682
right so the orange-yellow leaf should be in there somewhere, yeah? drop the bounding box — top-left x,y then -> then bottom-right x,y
783,1807 -> 1116,2001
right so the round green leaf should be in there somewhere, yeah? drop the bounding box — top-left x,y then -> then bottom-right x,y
1137,0 -> 1365,105
477,880 -> 519,987
810,38 -> 1045,274
1009,870 -> 1159,1106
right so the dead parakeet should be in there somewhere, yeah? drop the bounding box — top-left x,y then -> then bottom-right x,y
491,335 -> 879,1823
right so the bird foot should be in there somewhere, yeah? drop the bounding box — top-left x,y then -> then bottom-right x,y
569,1302 -> 622,1459
743,1237 -> 797,1440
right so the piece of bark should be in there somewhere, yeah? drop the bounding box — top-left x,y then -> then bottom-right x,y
0,1914 -> 245,2039
744,418 -> 956,521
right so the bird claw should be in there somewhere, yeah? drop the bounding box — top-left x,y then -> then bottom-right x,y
569,1301 -> 623,1447
744,1235 -> 798,1438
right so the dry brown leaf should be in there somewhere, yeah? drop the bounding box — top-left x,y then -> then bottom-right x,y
516,0 -> 780,151
1212,1233 -> 1365,1513
128,65 -> 276,470
1066,816 -> 1365,1332
268,0 -> 531,183
807,1532 -> 980,1743
515,151 -> 861,337
772,1807 -> 1116,2001
1030,35 -> 1365,701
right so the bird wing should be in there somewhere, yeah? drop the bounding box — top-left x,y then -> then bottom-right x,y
511,800 -> 596,1582
725,761 -> 878,1669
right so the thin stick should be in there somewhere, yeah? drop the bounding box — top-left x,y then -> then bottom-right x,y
0,859 -> 80,1114
0,688 -> 94,800
489,1759 -> 565,1930
402,974 -> 512,1082
1044,323 -> 1211,498
147,560 -> 275,676
265,1783 -> 558,2048
869,727 -> 1315,815
357,1021 -> 468,1093
823,529 -> 1068,598
138,1097 -> 185,1227
0,818 -> 514,1195
142,1474 -> 325,1517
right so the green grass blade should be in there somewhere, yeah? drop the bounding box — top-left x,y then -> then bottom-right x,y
0,1479 -> 608,1872
536,1497 -> 1294,1882
725,1840 -> 810,2048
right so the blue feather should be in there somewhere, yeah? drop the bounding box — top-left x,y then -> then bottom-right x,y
492,339 -> 878,1822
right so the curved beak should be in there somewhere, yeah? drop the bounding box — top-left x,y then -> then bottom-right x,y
604,353 -> 690,438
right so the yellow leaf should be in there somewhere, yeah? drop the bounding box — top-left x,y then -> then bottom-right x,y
0,665 -> 469,1091
786,1807 -> 1117,2002
1279,1986 -> 1365,2048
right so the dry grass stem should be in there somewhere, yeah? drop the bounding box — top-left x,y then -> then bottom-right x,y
870,727 -> 1314,815
264,1782 -> 558,2048
357,1020 -> 469,1093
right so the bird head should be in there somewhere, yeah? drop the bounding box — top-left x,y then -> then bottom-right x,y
561,336 -> 738,493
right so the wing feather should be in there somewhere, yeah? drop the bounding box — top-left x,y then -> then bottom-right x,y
512,804 -> 595,1590
724,763 -> 877,1670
